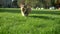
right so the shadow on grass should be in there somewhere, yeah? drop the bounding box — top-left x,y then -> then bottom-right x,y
0,9 -> 20,13
0,9 -> 60,15
31,10 -> 60,15
29,15 -> 57,20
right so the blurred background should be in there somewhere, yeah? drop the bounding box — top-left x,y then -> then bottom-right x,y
0,0 -> 60,9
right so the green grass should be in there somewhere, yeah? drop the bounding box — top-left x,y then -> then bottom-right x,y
0,8 -> 60,34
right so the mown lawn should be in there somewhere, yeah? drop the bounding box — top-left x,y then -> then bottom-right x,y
0,8 -> 60,34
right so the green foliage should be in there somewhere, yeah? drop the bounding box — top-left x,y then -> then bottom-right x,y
17,0 -> 39,7
17,0 -> 60,8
